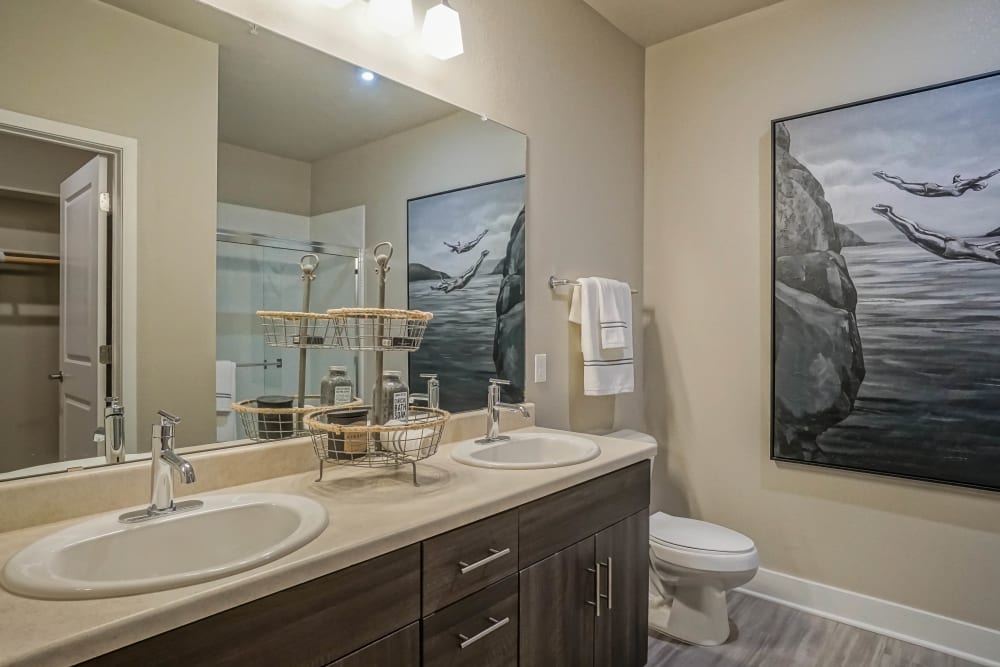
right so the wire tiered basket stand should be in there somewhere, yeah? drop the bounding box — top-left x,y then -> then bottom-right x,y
304,242 -> 450,485
231,253 -> 361,441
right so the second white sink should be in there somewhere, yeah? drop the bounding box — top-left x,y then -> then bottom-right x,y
451,432 -> 600,469
1,492 -> 328,600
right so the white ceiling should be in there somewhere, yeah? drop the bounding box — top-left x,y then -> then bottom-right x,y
102,0 -> 459,163
582,0 -> 785,46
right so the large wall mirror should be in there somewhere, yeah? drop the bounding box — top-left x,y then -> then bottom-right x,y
0,0 -> 526,481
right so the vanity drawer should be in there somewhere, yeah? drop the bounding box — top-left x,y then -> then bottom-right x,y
79,545 -> 421,667
422,509 -> 518,614
422,575 -> 518,667
518,460 -> 650,567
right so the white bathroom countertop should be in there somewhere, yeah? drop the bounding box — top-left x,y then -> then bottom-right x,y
0,426 -> 655,667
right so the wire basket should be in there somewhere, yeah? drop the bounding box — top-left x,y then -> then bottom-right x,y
232,395 -> 361,442
325,308 -> 433,351
258,311 -> 340,349
305,405 -> 450,481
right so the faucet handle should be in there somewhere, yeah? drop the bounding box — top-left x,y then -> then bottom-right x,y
420,373 -> 438,379
488,378 -> 511,386
153,410 -> 181,442
157,410 -> 181,426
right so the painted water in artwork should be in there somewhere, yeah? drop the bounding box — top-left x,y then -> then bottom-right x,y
408,177 -> 525,412
772,73 -> 1000,490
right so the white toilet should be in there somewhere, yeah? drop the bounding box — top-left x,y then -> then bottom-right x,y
647,511 -> 758,646
605,430 -> 758,646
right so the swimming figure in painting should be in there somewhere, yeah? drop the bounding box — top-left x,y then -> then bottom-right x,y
873,169 -> 1000,197
443,230 -> 488,254
872,205 -> 1000,265
430,250 -> 491,293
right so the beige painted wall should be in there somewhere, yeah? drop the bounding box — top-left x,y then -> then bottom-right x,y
645,0 -> 1000,629
218,142 -> 312,217
202,0 -> 646,435
0,0 -> 219,448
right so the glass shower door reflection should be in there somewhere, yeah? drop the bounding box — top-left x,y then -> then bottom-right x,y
260,247 -> 360,401
216,241 -> 360,441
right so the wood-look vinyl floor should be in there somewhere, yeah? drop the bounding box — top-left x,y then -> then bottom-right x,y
646,592 -> 981,667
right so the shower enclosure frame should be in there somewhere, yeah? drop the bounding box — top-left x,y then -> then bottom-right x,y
216,229 -> 365,421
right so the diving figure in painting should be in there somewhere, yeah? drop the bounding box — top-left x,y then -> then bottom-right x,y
443,229 -> 489,254
431,250 -> 491,293
873,168 -> 1000,197
872,205 -> 1000,265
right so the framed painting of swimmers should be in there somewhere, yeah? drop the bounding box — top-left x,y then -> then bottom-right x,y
771,69 -> 1000,492
407,175 -> 525,412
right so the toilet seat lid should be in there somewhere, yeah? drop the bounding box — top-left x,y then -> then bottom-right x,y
649,512 -> 754,553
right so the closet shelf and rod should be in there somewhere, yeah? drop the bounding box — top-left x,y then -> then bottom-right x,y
548,276 -> 638,294
0,250 -> 60,266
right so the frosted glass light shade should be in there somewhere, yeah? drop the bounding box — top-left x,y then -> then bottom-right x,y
368,0 -> 414,36
321,0 -> 354,8
421,1 -> 464,60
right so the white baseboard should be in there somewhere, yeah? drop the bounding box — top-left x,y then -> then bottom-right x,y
738,568 -> 1000,666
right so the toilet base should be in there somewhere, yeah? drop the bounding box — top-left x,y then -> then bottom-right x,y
649,585 -> 731,646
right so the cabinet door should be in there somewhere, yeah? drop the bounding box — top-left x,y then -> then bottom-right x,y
519,537 -> 596,667
594,510 -> 649,667
328,623 -> 419,667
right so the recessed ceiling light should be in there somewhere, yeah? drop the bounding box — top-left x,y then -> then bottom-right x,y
360,70 -> 377,83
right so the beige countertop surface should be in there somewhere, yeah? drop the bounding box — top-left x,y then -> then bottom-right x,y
0,427 -> 655,667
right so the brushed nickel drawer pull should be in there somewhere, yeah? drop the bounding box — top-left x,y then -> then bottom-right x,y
458,616 -> 510,649
605,557 -> 613,610
587,565 -> 601,617
458,547 -> 511,574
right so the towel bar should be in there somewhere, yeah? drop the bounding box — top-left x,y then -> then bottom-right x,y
549,276 -> 638,294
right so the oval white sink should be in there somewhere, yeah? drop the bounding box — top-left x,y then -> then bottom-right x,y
1,493 -> 328,600
451,432 -> 600,469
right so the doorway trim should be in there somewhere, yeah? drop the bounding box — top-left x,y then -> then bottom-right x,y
0,107 -> 139,452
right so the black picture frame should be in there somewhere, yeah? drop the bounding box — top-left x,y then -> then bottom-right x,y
770,68 -> 1000,493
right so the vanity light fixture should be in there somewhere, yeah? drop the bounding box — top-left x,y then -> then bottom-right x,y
421,0 -> 464,60
367,0 -> 414,36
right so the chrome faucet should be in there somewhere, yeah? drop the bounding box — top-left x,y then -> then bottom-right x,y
93,397 -> 126,464
119,410 -> 202,524
409,373 -> 440,409
477,378 -> 530,444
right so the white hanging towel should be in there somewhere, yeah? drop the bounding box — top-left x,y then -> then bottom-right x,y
596,278 -> 633,350
216,360 -> 237,441
569,277 -> 634,396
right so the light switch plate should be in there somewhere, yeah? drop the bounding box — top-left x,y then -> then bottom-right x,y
534,353 -> 547,383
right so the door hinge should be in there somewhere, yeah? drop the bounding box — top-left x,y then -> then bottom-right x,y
99,192 -> 111,213
99,345 -> 113,364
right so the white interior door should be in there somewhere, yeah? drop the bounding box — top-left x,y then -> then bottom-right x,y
58,156 -> 108,460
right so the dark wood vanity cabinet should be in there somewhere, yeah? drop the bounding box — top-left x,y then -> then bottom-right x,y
518,511 -> 649,667
517,461 -> 650,667
79,461 -> 650,667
